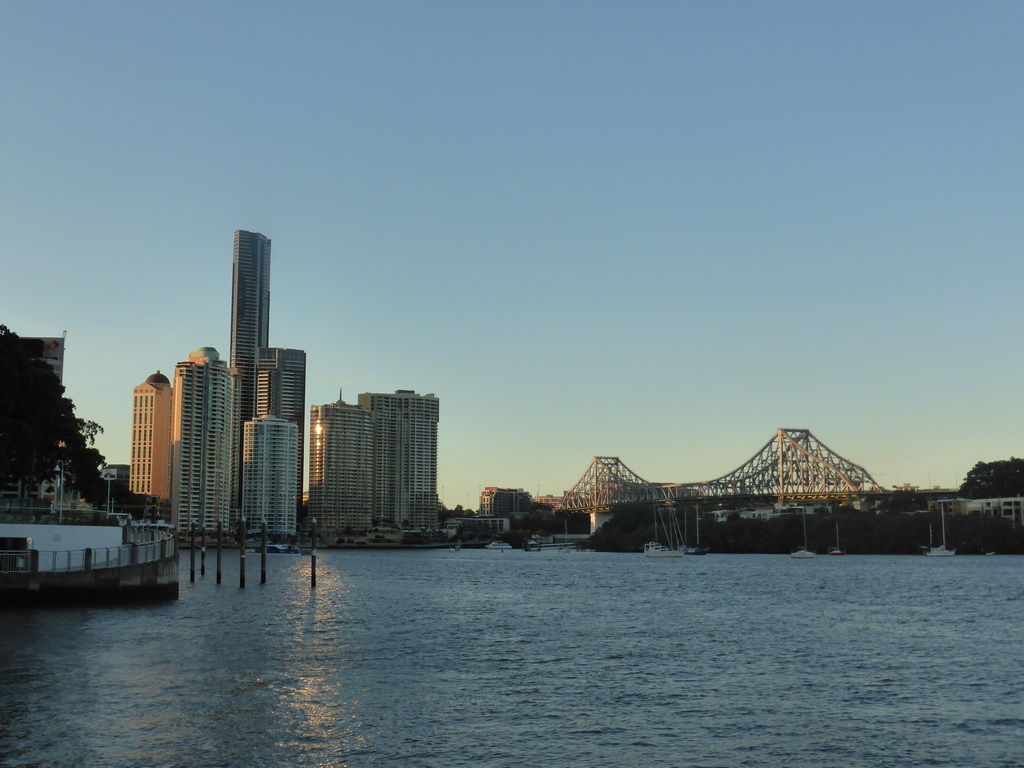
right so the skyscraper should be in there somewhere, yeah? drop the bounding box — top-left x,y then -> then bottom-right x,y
230,230 -> 271,506
308,394 -> 375,536
170,348 -> 238,531
256,347 -> 306,517
357,390 -> 439,529
242,416 -> 298,536
129,371 -> 174,506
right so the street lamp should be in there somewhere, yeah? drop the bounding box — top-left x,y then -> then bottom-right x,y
101,466 -> 113,515
53,461 -> 64,523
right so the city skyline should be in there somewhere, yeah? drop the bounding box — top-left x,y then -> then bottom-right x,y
3,3 -> 1022,507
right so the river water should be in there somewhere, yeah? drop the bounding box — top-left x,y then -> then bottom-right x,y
1,550 -> 1021,768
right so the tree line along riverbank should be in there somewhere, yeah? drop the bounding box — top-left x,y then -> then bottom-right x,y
585,502 -> 1024,555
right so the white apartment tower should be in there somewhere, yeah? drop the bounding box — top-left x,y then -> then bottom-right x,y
129,371 -> 174,503
171,348 -> 238,531
242,416 -> 298,535
357,390 -> 439,529
256,347 -> 306,517
308,395 -> 375,535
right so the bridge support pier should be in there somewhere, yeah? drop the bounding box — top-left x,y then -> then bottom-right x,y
590,510 -> 615,534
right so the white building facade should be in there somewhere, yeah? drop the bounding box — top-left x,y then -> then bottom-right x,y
170,348 -> 238,531
242,416 -> 298,535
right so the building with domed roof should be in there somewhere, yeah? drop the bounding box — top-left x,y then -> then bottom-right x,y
130,370 -> 174,507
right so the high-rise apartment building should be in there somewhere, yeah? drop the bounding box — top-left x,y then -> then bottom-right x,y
256,347 -> 306,517
230,230 -> 271,422
129,371 -> 174,506
170,348 -> 238,531
230,230 -> 271,506
357,390 -> 439,529
308,395 -> 375,535
242,416 -> 298,536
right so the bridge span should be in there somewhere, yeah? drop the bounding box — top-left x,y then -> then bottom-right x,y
559,428 -> 884,529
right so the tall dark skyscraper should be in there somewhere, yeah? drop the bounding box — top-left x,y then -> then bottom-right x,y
230,230 -> 271,510
230,230 -> 271,426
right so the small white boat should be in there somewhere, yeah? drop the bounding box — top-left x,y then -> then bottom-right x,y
264,544 -> 302,554
644,502 -> 684,558
924,509 -> 956,557
790,510 -> 816,558
485,541 -> 512,550
828,522 -> 844,556
644,540 -> 684,558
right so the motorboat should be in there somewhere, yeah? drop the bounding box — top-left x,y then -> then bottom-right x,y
264,544 -> 303,554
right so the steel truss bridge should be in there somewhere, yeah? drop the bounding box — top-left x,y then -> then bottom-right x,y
560,428 -> 884,515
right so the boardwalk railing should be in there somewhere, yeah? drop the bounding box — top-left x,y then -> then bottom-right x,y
0,529 -> 176,574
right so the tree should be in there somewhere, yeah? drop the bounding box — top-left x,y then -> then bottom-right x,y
0,325 -> 107,504
960,459 -> 1024,499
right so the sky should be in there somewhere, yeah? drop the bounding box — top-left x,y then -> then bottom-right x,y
2,1 -> 1022,508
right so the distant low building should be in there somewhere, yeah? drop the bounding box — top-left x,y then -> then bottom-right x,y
480,487 -> 531,517
534,494 -> 564,511
964,497 -> 1024,526
445,516 -> 510,536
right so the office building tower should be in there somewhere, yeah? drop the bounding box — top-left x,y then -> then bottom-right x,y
256,347 -> 306,516
242,416 -> 298,536
170,348 -> 238,531
357,390 -> 439,529
308,395 -> 374,536
129,371 -> 174,506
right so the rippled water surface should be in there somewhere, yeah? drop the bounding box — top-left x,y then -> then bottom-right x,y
1,550 -> 1022,767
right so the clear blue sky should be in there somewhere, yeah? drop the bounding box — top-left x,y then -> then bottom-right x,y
3,1 -> 1022,507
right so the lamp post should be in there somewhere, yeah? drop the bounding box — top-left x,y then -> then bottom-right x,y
101,466 -> 113,515
53,461 -> 65,523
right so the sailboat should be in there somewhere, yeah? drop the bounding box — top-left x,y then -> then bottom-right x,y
925,507 -> 956,557
644,502 -> 684,558
684,508 -> 708,555
828,521 -> 844,556
790,509 -> 816,558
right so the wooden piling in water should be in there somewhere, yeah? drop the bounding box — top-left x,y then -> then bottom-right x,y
239,518 -> 247,589
200,526 -> 206,577
216,520 -> 223,585
189,523 -> 196,582
260,522 -> 268,584
310,517 -> 317,589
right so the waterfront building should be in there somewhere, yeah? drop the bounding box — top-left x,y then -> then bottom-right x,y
229,230 -> 271,505
242,416 -> 298,536
357,391 -> 439,530
170,348 -> 238,531
962,497 -> 1024,526
308,395 -> 375,535
129,372 -> 174,506
256,347 -> 306,517
444,516 -> 510,536
534,494 -> 564,511
480,487 -> 532,518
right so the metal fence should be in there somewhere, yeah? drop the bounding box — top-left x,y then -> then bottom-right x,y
0,530 -> 176,573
